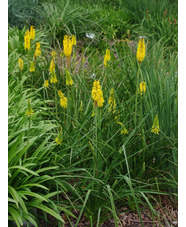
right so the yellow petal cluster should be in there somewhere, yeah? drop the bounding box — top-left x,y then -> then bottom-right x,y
34,42 -> 41,57
108,88 -> 116,111
65,68 -> 73,86
104,49 -> 111,67
49,59 -> 55,74
92,80 -> 104,108
25,99 -> 34,117
24,30 -> 30,50
30,61 -> 35,72
58,90 -> 67,108
43,80 -> 49,89
18,58 -> 23,71
30,26 -> 35,40
136,38 -> 145,64
151,114 -> 160,135
63,35 -> 73,57
139,82 -> 146,95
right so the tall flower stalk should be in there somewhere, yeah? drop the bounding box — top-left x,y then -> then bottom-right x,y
134,37 -> 146,127
91,80 -> 104,177
25,99 -> 34,147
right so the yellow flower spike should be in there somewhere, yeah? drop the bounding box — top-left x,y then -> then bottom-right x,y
117,122 -> 128,135
50,72 -> 57,83
29,61 -> 35,72
109,88 -> 116,111
136,37 -> 145,64
25,98 -> 34,117
151,114 -> 160,135
139,82 -> 146,95
72,35 -> 76,45
55,127 -> 63,145
34,42 -> 41,58
60,96 -> 68,108
104,49 -> 111,67
43,80 -> 49,89
65,68 -> 73,86
49,59 -> 55,74
63,35 -> 73,57
24,30 -> 30,50
30,26 -> 35,40
18,58 -> 23,71
91,80 -> 104,108
51,50 -> 56,60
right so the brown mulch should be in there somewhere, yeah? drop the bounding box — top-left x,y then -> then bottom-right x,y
38,195 -> 178,227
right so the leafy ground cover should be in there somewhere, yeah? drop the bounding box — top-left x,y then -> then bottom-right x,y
8,0 -> 178,226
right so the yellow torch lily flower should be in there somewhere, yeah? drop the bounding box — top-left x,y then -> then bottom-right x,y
49,59 -> 55,74
34,42 -> 41,57
92,80 -> 104,107
18,58 -> 23,71
104,49 -> 111,67
30,26 -> 35,40
24,30 -> 30,50
136,37 -> 145,64
139,82 -> 146,95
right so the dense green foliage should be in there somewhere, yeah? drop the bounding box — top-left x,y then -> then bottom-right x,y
8,0 -> 177,226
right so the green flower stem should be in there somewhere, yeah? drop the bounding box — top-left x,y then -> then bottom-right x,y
55,85 -> 58,118
134,64 -> 140,127
93,105 -> 98,178
26,116 -> 31,159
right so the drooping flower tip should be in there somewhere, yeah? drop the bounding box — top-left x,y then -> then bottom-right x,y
55,128 -> 63,145
50,73 -> 57,83
30,61 -> 35,72
25,98 -> 34,117
65,68 -> 73,86
151,114 -> 160,135
109,88 -> 116,111
117,122 -> 128,135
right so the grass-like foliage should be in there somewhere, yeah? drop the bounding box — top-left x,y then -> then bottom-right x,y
8,0 -> 177,226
